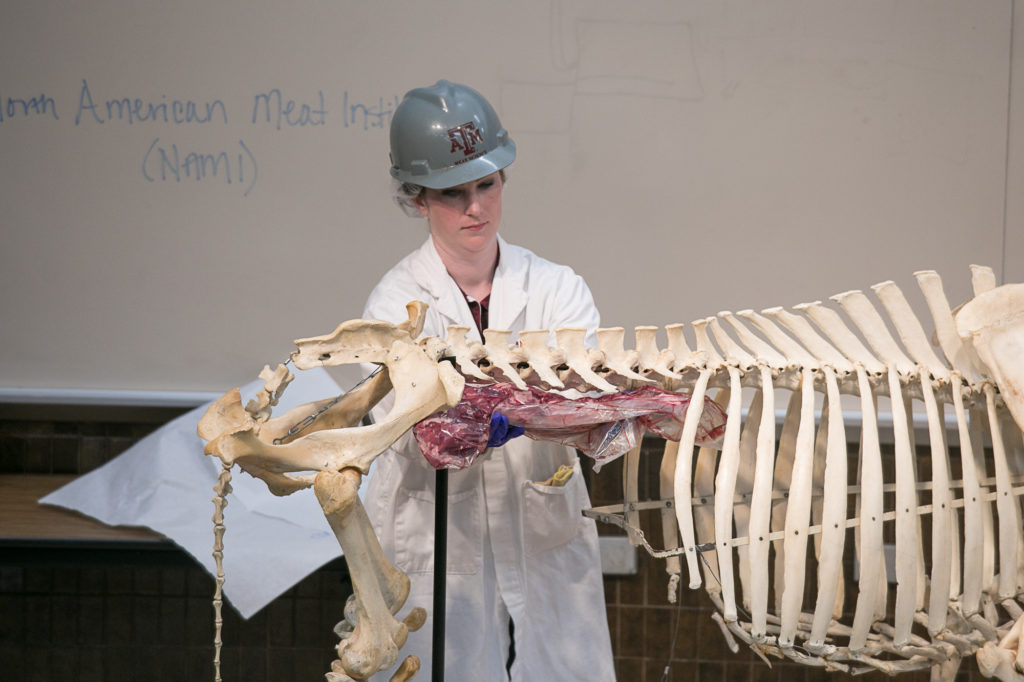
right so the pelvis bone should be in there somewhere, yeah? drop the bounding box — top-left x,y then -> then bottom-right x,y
199,268 -> 1024,681
199,302 -> 454,680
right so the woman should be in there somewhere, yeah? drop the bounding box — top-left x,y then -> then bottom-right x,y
363,80 -> 615,681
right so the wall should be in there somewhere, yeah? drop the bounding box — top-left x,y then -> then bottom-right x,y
1,0 -> 1020,395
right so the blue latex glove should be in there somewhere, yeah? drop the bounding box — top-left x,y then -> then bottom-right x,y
487,412 -> 525,448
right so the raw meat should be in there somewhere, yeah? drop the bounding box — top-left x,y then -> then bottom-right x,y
413,383 -> 727,470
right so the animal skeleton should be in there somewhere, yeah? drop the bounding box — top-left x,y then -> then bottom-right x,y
198,265 -> 1024,681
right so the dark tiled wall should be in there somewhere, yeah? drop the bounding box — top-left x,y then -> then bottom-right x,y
0,546 -> 350,682
0,409 -> 992,681
0,412 -> 155,476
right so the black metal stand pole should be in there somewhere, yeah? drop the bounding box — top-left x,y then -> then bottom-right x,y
431,468 -> 448,682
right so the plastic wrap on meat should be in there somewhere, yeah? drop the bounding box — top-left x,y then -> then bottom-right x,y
413,383 -> 727,470
410,383 -> 508,470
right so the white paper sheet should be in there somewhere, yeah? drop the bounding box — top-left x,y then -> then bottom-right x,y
40,367 -> 347,619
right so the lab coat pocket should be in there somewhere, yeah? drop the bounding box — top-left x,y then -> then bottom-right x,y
394,486 -> 482,575
521,475 -> 583,556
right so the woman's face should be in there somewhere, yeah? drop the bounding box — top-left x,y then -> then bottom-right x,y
415,172 -> 502,260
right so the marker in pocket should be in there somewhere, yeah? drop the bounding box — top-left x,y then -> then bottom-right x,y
537,464 -> 574,487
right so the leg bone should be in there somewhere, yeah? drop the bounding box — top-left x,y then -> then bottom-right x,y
315,469 -> 420,679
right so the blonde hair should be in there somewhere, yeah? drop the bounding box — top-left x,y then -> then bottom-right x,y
392,179 -> 425,217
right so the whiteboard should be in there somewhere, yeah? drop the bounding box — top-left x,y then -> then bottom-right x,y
0,0 -> 1017,394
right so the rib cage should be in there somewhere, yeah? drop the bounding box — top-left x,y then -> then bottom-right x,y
439,265 -> 1024,679
200,265 -> 1024,681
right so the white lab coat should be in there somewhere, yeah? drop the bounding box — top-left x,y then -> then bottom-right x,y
362,235 -> 616,681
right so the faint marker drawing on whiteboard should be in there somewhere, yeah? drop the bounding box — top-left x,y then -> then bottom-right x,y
572,21 -> 702,99
501,1 -> 703,134
552,0 -> 703,99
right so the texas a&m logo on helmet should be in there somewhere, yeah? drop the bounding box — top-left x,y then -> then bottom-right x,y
447,121 -> 485,157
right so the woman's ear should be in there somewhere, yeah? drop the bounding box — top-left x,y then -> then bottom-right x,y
413,194 -> 429,217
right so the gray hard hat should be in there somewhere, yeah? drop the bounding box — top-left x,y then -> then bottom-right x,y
389,80 -> 515,189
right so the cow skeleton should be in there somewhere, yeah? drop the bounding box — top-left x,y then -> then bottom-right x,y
198,265 -> 1024,681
